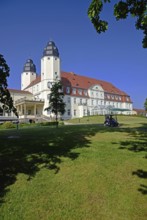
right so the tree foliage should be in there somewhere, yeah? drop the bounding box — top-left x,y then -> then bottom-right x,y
88,0 -> 147,48
144,98 -> 147,110
0,54 -> 18,116
45,81 -> 66,122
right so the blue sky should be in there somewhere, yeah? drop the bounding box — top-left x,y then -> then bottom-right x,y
0,0 -> 146,109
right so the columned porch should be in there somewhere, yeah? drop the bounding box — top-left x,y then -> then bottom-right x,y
15,97 -> 44,122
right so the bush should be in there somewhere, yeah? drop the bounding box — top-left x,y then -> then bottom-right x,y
2,121 -> 16,129
40,121 -> 59,126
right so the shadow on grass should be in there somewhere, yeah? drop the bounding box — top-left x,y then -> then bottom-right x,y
0,125 -> 98,204
132,170 -> 147,195
118,123 -> 147,195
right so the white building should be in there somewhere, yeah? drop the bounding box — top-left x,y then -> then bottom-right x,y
1,40 -> 133,121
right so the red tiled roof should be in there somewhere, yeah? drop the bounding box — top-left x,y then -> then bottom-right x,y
23,71 -> 132,102
61,72 -> 132,102
61,71 -> 126,94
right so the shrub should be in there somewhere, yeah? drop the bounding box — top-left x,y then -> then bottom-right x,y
2,121 -> 16,129
40,121 -> 59,126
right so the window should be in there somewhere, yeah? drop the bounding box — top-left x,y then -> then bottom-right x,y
92,100 -> 94,105
78,89 -> 82,95
74,98 -> 76,104
67,109 -> 70,115
67,97 -> 70,103
73,88 -> 76,94
46,51 -> 52,55
80,99 -> 82,104
26,73 -> 28,75
74,110 -> 76,116
66,87 -> 70,94
84,90 -> 87,96
25,67 -> 30,71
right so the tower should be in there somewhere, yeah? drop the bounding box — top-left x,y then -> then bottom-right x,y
41,41 -> 61,86
21,59 -> 37,90
40,41 -> 61,113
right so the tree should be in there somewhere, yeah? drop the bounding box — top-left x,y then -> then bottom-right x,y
45,81 -> 66,123
88,0 -> 147,48
144,98 -> 147,110
0,54 -> 18,117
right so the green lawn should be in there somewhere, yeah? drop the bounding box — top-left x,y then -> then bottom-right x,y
0,116 -> 147,220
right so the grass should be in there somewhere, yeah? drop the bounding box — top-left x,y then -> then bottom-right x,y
0,116 -> 147,220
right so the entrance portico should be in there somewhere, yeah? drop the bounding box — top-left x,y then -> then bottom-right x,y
15,97 -> 44,121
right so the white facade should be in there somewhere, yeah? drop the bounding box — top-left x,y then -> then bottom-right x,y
1,40 -> 133,121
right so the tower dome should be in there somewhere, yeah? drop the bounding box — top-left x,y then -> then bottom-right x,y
43,41 -> 59,57
23,59 -> 36,72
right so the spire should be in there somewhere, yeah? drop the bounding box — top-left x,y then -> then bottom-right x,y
23,59 -> 36,72
43,40 -> 59,57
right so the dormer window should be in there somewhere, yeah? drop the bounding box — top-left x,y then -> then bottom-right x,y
78,89 -> 82,95
84,90 -> 87,96
73,88 -> 76,94
66,87 -> 70,94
